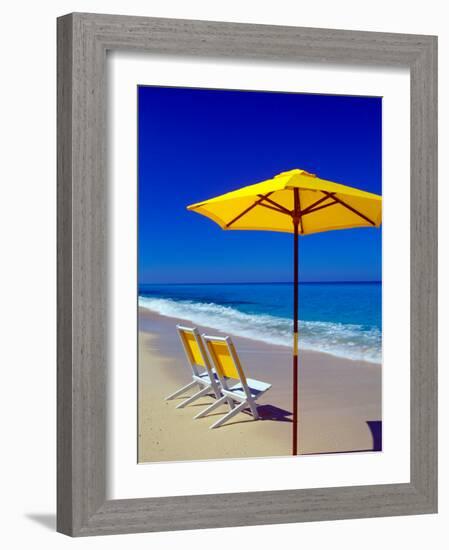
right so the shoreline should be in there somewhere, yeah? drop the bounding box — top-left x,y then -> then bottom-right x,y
138,307 -> 382,463
138,303 -> 381,367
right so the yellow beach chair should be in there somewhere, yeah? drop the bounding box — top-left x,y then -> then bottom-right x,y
202,334 -> 272,429
165,325 -> 222,410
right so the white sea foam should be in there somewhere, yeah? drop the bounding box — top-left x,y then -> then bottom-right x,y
138,296 -> 381,363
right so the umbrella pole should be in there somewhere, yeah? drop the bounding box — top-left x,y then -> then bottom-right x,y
292,220 -> 299,455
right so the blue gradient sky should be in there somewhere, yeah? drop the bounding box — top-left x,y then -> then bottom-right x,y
138,86 -> 382,284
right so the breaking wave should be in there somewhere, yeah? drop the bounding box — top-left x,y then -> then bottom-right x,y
139,296 -> 381,363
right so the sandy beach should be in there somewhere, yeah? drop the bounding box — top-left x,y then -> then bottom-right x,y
138,307 -> 382,463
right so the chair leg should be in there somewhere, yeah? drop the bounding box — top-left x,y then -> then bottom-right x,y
209,401 -> 247,429
226,397 -> 235,409
194,396 -> 227,419
176,385 -> 211,409
165,380 -> 197,401
248,399 -> 259,420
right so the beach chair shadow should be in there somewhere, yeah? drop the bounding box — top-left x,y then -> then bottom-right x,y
256,404 -> 293,422
214,404 -> 293,427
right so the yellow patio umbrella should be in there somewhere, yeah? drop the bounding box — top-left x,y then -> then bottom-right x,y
187,168 -> 382,455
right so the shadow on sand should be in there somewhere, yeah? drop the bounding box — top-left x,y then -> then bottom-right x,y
366,420 -> 382,451
168,397 -> 293,425
216,404 -> 293,427
300,420 -> 382,455
256,404 -> 293,423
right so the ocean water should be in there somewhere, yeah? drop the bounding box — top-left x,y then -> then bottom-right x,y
138,282 -> 382,363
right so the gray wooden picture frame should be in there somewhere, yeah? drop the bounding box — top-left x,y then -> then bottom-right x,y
57,12 -> 438,537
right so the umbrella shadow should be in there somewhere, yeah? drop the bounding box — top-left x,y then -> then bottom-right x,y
300,420 -> 382,455
367,420 -> 382,451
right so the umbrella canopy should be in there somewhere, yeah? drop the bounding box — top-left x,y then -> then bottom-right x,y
187,169 -> 382,234
187,169 -> 382,455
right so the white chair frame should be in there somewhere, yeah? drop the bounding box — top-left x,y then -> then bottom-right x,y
202,334 -> 271,429
165,325 -> 222,411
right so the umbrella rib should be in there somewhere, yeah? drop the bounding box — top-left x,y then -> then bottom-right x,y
300,193 -> 336,216
323,192 -> 376,226
258,202 -> 292,216
225,192 -> 274,228
301,199 -> 338,216
223,187 -> 376,229
257,195 -> 292,215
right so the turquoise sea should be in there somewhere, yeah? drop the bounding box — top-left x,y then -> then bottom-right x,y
138,282 -> 382,363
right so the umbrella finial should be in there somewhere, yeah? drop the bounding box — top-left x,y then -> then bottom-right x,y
275,168 -> 316,179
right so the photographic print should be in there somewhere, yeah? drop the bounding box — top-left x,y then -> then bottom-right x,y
137,86 -> 382,463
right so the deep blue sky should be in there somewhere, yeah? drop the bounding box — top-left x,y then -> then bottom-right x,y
138,86 -> 381,284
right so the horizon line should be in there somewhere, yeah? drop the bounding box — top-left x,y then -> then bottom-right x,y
139,280 -> 382,286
